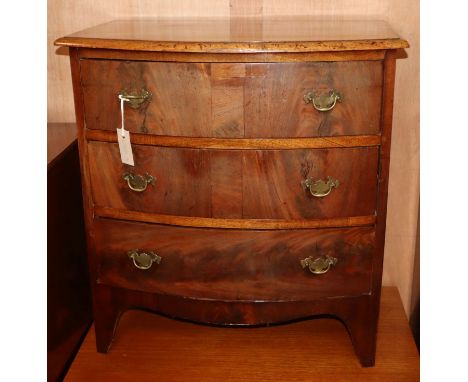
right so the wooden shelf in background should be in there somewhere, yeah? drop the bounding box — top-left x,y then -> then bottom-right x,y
64,287 -> 419,382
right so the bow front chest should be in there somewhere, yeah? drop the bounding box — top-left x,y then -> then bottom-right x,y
56,18 -> 408,367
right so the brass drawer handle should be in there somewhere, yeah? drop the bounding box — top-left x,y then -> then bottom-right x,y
128,250 -> 162,270
300,255 -> 337,275
304,90 -> 342,112
118,89 -> 152,109
123,172 -> 155,192
302,176 -> 339,198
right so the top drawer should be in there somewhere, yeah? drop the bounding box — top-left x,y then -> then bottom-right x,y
80,60 -> 383,138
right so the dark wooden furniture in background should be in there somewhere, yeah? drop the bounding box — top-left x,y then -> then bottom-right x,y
55,18 -> 408,367
48,123 -> 93,382
64,287 -> 419,382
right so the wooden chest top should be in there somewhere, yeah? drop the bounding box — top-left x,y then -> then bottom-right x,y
55,18 -> 408,53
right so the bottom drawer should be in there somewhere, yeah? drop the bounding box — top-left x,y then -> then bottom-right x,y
93,219 -> 375,301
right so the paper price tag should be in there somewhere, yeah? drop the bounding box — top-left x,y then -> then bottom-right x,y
117,94 -> 134,166
117,128 -> 134,166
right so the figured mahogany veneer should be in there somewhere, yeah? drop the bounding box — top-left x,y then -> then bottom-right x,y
94,219 -> 374,301
80,60 -> 382,138
88,142 -> 378,219
57,18 -> 408,368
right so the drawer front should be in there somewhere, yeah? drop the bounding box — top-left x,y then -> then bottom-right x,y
88,142 -> 378,220
81,60 -> 382,138
94,219 -> 374,301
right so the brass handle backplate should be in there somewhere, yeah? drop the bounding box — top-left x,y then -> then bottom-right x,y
300,255 -> 337,275
302,176 -> 339,198
304,90 -> 342,112
128,250 -> 162,270
123,172 -> 155,192
118,89 -> 152,109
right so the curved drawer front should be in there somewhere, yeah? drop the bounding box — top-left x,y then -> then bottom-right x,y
80,60 -> 382,138
88,142 -> 378,220
94,219 -> 374,301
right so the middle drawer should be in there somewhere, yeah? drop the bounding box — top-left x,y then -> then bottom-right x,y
88,142 -> 378,220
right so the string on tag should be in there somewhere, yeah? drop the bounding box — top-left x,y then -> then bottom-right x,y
118,94 -> 130,138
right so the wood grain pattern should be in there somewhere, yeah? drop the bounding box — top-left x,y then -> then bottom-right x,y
88,142 -> 379,220
94,207 -> 376,230
244,61 -> 383,137
80,60 -> 211,136
241,148 -> 378,219
77,48 -> 386,62
69,48 -> 109,372
80,60 -> 383,138
61,36 -> 405,53
86,129 -> 382,149
94,219 -> 374,301
367,51 -> 397,358
68,47 -> 102,313
63,287 -> 420,382
69,48 -> 96,279
55,18 -> 408,52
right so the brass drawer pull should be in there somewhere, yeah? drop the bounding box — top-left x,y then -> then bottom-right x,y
302,176 -> 339,198
123,172 -> 155,192
118,89 -> 152,109
300,255 -> 337,275
128,250 -> 162,270
304,90 -> 342,112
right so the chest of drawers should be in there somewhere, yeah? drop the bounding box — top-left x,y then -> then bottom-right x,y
56,18 -> 408,367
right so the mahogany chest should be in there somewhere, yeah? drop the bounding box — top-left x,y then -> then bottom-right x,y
56,18 -> 408,367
